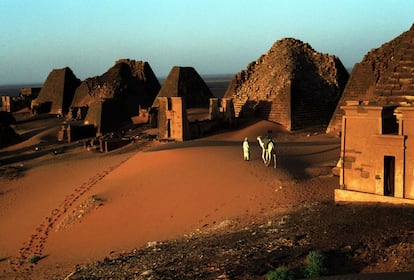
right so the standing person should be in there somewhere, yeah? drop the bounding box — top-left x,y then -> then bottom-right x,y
265,130 -> 273,149
243,137 -> 250,161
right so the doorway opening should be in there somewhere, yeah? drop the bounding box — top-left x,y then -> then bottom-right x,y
384,156 -> 395,196
167,119 -> 171,138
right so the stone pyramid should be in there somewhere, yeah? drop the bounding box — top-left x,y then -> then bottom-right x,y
224,38 -> 349,131
327,23 -> 414,134
33,67 -> 80,115
71,59 -> 160,118
152,66 -> 214,108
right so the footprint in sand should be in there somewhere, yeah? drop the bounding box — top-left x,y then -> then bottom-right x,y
10,163 -> 125,273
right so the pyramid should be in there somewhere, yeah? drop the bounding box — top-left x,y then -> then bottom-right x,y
32,67 -> 80,115
224,38 -> 349,131
71,59 -> 161,118
327,23 -> 414,134
84,99 -> 131,134
152,66 -> 214,108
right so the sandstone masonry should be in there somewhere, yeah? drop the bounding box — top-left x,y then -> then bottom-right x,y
224,38 -> 349,131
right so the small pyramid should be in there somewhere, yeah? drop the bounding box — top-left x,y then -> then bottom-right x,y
152,66 -> 214,108
33,67 -> 80,115
224,38 -> 349,131
327,23 -> 414,133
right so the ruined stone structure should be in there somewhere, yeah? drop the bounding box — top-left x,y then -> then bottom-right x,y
0,96 -> 12,112
152,66 -> 215,109
18,87 -> 41,111
336,103 -> 414,205
20,87 -> 41,98
224,38 -> 349,131
328,24 -> 414,134
157,97 -> 191,141
156,96 -> 235,142
32,67 -> 80,115
209,98 -> 235,124
59,100 -> 133,143
70,59 -> 160,120
1,88 -> 41,113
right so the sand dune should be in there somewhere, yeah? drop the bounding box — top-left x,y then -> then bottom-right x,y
0,119 -> 339,278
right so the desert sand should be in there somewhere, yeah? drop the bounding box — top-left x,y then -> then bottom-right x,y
0,118 -> 340,279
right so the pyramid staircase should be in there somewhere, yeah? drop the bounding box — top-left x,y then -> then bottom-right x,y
327,24 -> 414,134
375,36 -> 414,97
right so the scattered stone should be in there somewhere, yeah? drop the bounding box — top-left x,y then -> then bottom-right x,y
64,203 -> 414,279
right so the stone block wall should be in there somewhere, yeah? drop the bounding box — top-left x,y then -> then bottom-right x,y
209,98 -> 235,124
157,97 -> 190,141
395,107 -> 414,198
339,104 -> 414,204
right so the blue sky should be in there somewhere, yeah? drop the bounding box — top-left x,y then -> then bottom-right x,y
0,0 -> 413,85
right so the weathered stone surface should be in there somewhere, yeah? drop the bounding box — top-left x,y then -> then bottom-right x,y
71,59 -> 160,118
224,38 -> 349,131
156,97 -> 190,141
152,66 -> 215,108
32,67 -> 80,115
328,24 -> 414,134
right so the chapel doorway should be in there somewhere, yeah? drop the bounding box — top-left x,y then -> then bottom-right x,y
384,156 -> 395,196
167,119 -> 171,138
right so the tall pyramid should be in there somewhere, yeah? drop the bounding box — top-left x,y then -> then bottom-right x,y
327,24 -> 414,134
32,67 -> 80,115
224,38 -> 349,131
152,66 -> 214,108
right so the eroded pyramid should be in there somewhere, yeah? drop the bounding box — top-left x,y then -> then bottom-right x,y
224,38 -> 349,131
71,59 -> 160,118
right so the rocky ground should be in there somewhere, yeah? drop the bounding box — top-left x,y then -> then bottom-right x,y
68,185 -> 414,280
